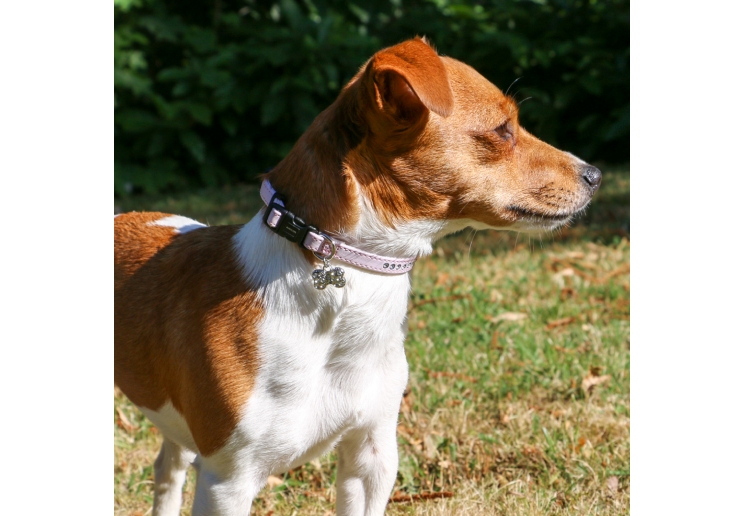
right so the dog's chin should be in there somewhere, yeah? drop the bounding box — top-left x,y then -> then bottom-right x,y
503,201 -> 590,233
509,216 -> 573,233
468,215 -> 572,235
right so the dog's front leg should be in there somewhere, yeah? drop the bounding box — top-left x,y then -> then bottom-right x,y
153,438 -> 196,516
190,457 -> 265,516
335,421 -> 399,516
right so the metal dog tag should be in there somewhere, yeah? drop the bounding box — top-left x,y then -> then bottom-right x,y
312,258 -> 346,290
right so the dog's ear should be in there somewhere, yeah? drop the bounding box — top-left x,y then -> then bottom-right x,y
366,38 -> 453,125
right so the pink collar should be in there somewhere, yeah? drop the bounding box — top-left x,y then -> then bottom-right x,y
260,180 -> 417,275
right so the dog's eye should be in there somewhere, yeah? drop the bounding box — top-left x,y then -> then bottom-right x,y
494,121 -> 514,142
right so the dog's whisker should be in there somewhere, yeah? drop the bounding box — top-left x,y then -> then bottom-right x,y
517,96 -> 533,107
467,228 -> 477,262
457,200 -> 471,216
504,76 -> 521,97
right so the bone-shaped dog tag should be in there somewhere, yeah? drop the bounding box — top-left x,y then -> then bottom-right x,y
312,259 -> 345,290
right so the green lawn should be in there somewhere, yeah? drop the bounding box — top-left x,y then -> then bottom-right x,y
115,167 -> 629,515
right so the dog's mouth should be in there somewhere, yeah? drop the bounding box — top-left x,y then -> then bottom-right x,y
506,205 -> 575,222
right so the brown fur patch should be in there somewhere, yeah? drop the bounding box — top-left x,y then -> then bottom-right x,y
115,213 -> 262,456
368,38 -> 453,119
263,86 -> 364,264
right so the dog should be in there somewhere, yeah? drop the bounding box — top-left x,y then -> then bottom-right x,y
115,37 -> 601,516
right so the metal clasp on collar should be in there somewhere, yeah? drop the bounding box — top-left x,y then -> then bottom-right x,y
262,193 -> 317,245
261,191 -> 346,290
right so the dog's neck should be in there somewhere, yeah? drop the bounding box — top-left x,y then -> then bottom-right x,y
264,83 -> 364,238
263,81 -> 466,262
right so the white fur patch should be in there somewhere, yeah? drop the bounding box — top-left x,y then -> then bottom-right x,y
139,401 -> 199,453
149,215 -> 206,234
196,209 -> 411,513
341,192 -> 492,258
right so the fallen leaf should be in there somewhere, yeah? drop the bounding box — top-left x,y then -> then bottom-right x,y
399,391 -> 414,414
266,475 -> 283,489
597,263 -> 630,284
582,372 -> 611,394
560,287 -> 576,300
115,406 -> 135,433
435,272 -> 450,286
546,317 -> 576,329
522,445 -> 542,458
574,436 -> 587,453
553,492 -> 568,507
490,312 -> 528,323
552,267 -> 574,286
389,491 -> 454,504
490,331 -> 502,350
422,432 -> 438,460
606,476 -> 619,497
426,370 -> 477,383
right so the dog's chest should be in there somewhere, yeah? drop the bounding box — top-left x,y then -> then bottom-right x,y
226,273 -> 411,472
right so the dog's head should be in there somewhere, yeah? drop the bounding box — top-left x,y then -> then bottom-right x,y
346,37 -> 600,234
267,38 -> 600,245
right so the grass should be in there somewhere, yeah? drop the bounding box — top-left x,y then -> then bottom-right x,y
114,167 -> 629,515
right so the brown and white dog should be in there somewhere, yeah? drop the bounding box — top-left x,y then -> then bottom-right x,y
115,37 -> 600,516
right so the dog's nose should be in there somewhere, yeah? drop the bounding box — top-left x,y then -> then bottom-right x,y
581,165 -> 602,192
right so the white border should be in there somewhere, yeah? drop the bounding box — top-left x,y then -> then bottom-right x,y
633,2 -> 744,514
0,2 -> 111,512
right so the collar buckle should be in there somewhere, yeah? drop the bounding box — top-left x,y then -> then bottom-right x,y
263,193 -> 317,245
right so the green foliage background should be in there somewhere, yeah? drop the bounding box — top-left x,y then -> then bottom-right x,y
114,0 -> 629,195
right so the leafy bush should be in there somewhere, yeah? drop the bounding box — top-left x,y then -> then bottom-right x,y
114,0 -> 628,195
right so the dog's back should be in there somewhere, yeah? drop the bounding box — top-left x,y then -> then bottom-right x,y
114,212 -> 262,455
